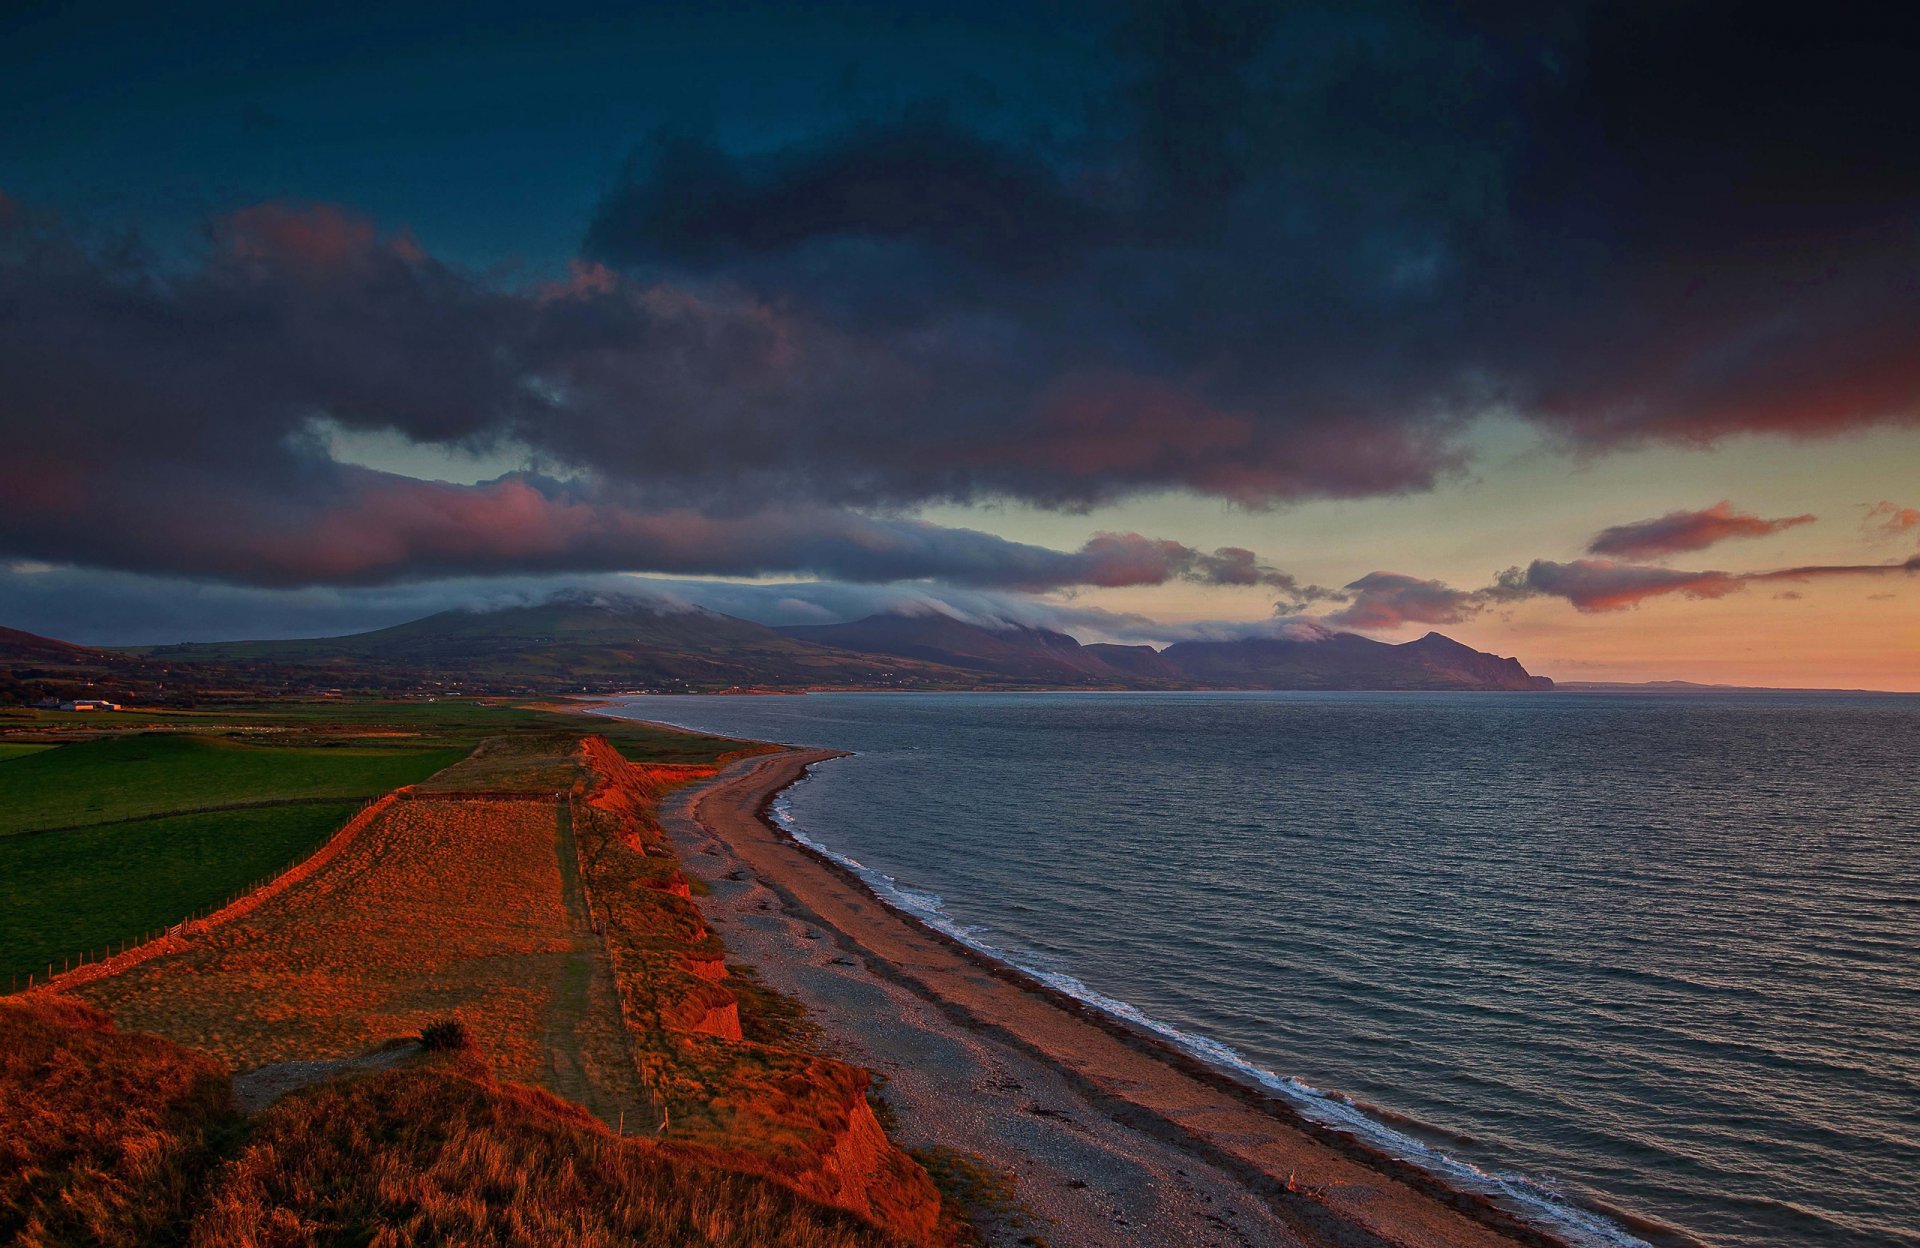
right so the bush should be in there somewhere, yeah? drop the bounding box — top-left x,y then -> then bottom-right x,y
418,1018 -> 473,1051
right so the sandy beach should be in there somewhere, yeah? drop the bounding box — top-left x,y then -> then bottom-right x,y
663,746 -> 1559,1248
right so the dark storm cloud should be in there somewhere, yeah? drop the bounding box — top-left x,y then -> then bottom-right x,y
1587,502 -> 1816,560
6,0 -> 1920,595
0,199 -> 1332,589
586,0 -> 1920,472
584,118 -> 1105,276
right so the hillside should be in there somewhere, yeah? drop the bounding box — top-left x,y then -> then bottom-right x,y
778,612 -> 1142,685
0,625 -> 190,706
785,612 -> 1549,691
0,995 -> 908,1248
9,596 -> 1554,695
1160,630 -> 1552,691
137,594 -> 972,693
10,723 -> 957,1245
0,625 -> 99,664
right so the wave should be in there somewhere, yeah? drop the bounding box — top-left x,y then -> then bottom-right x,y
770,778 -> 1656,1248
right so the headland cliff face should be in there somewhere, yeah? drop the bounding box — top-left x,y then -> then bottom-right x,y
572,737 -> 949,1244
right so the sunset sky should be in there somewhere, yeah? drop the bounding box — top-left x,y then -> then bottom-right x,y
3,2 -> 1916,688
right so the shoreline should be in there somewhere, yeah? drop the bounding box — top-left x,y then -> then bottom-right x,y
664,742 -> 1573,1248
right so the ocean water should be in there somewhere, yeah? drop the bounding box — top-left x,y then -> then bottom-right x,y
605,691 -> 1920,1248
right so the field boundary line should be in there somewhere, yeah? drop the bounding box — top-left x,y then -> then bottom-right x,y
24,787 -> 412,997
7,795 -> 383,840
397,789 -> 560,802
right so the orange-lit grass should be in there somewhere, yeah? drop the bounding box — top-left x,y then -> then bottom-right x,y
62,730 -> 952,1244
74,798 -> 626,1101
412,730 -> 588,794
1,994 -> 900,1248
0,995 -> 232,1248
630,760 -> 723,790
192,1056 -> 902,1248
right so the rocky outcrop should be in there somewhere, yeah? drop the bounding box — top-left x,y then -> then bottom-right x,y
686,956 -> 729,982
1162,630 -> 1554,690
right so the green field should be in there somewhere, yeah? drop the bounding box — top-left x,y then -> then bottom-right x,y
0,697 -> 754,989
0,734 -> 469,836
0,802 -> 361,986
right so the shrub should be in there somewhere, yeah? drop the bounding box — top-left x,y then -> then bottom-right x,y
418,1017 -> 472,1052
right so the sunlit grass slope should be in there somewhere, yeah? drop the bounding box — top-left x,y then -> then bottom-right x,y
0,996 -> 902,1248
0,995 -> 233,1247
0,699 -> 751,990
200,1056 -> 902,1248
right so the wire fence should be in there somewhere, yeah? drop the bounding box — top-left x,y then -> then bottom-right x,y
6,793 -> 388,996
10,774 -> 670,1138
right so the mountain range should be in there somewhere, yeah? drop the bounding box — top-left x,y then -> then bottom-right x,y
3,593 -> 1553,703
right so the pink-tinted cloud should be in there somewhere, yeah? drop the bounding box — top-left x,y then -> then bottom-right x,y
0,450 -> 1317,593
1865,501 -> 1920,538
1067,532 -> 1254,589
220,202 -> 419,274
4,185 -> 1914,600
1745,555 -> 1920,585
537,258 -> 620,302
1496,560 -> 1746,612
0,208 -> 1326,597
1325,572 -> 1483,631
1498,554 -> 1920,613
958,373 -> 1458,506
1587,501 -> 1815,560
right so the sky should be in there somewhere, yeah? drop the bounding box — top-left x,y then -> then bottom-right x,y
1,1 -> 1917,689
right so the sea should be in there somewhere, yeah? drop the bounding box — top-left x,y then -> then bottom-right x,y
603,690 -> 1920,1248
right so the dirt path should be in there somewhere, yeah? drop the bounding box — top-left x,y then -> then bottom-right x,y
231,1042 -> 420,1115
541,798 -> 600,1111
542,797 -> 653,1132
667,750 -> 1556,1248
